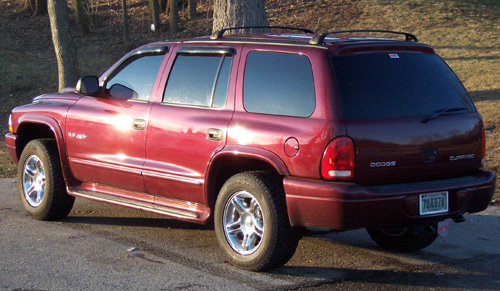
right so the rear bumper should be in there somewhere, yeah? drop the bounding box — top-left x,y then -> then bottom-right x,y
284,169 -> 496,230
5,133 -> 18,165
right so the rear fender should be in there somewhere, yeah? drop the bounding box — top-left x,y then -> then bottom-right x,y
205,145 -> 289,210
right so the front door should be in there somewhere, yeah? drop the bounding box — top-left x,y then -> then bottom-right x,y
66,52 -> 167,193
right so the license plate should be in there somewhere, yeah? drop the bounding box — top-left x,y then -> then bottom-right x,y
419,191 -> 449,215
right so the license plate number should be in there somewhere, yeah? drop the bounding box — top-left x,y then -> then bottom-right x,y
419,191 -> 449,215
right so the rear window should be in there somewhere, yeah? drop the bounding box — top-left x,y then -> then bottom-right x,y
331,52 -> 475,119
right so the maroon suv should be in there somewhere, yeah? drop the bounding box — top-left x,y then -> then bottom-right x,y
5,28 -> 495,271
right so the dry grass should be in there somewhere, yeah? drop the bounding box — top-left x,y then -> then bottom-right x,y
0,0 -> 498,202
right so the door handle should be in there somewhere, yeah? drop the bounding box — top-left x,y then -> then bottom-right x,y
207,128 -> 223,141
131,118 -> 147,130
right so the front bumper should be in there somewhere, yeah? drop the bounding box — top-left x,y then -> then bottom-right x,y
5,132 -> 18,165
284,169 -> 496,230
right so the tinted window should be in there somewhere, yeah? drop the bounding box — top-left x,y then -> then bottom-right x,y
331,52 -> 475,119
163,55 -> 232,108
106,54 -> 165,101
244,52 -> 315,117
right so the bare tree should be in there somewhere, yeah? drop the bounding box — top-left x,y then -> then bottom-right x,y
169,0 -> 179,34
23,0 -> 48,15
212,0 -> 269,34
188,0 -> 196,19
74,0 -> 90,34
121,0 -> 130,43
47,0 -> 80,91
150,0 -> 160,32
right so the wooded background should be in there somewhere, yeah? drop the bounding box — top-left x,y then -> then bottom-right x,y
21,0 -> 268,89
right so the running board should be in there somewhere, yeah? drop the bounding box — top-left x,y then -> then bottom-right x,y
69,190 -> 199,219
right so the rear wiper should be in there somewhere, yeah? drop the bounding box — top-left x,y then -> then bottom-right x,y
421,107 -> 467,124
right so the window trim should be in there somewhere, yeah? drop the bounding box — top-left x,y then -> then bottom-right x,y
176,46 -> 236,56
102,45 -> 169,84
100,49 -> 168,102
161,50 -> 234,109
242,50 -> 316,118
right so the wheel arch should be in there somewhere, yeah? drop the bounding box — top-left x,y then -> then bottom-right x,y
15,114 -> 74,182
205,145 -> 289,212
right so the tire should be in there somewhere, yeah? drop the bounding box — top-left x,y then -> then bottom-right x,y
214,171 -> 300,271
367,223 -> 438,252
18,139 -> 75,221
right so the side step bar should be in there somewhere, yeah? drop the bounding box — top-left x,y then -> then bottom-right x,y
69,190 -> 199,219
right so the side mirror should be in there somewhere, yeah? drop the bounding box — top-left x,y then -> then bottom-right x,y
76,76 -> 99,95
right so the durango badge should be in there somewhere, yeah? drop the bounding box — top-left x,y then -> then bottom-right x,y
450,154 -> 475,161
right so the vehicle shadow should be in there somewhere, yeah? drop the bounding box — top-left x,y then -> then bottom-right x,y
64,198 -> 214,230
469,89 -> 500,102
275,209 -> 500,289
64,214 -> 213,230
277,265 -> 500,290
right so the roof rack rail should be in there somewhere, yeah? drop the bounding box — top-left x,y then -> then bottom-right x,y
309,30 -> 418,45
210,26 -> 315,40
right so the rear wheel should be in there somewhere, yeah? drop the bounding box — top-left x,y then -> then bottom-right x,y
18,139 -> 74,220
367,223 -> 438,252
214,171 -> 300,271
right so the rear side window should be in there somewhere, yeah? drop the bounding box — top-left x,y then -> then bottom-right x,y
163,54 -> 232,108
243,51 -> 315,117
331,52 -> 475,119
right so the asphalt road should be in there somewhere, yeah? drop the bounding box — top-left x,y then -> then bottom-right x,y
1,178 -> 499,290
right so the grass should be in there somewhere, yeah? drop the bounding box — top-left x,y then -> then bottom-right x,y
0,0 -> 498,203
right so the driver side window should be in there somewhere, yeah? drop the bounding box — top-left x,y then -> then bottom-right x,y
105,54 -> 165,101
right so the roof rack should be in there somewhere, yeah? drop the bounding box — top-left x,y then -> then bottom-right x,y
309,30 -> 418,45
210,26 -> 315,40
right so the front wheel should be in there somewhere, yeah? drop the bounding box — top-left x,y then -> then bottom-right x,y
18,139 -> 74,221
367,223 -> 438,252
214,171 -> 300,271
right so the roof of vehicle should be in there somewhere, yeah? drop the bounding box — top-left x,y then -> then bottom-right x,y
184,27 -> 434,54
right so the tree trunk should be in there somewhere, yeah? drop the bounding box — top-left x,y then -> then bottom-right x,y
188,0 -> 196,19
22,0 -> 35,14
159,0 -> 167,13
34,0 -> 48,15
212,0 -> 269,34
169,0 -> 178,34
121,0 -> 130,44
74,0 -> 90,34
47,0 -> 80,91
149,0 -> 160,32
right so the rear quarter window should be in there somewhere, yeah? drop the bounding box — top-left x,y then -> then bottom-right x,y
243,51 -> 315,117
331,52 -> 475,119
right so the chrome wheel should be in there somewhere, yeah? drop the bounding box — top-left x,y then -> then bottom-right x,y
22,155 -> 46,207
223,190 -> 264,255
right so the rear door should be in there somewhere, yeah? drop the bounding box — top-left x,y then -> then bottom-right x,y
330,50 -> 482,185
143,45 -> 238,204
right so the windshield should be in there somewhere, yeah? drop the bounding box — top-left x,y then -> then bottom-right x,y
330,52 -> 475,119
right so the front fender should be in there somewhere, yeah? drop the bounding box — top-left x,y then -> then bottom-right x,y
16,114 -> 74,182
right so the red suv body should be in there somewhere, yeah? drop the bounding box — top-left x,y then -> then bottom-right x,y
6,28 -> 495,271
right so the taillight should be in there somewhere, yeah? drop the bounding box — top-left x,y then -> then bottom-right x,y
481,129 -> 486,167
321,137 -> 355,180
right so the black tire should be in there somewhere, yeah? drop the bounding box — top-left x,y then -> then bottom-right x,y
367,223 -> 438,252
214,171 -> 300,271
18,139 -> 75,221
